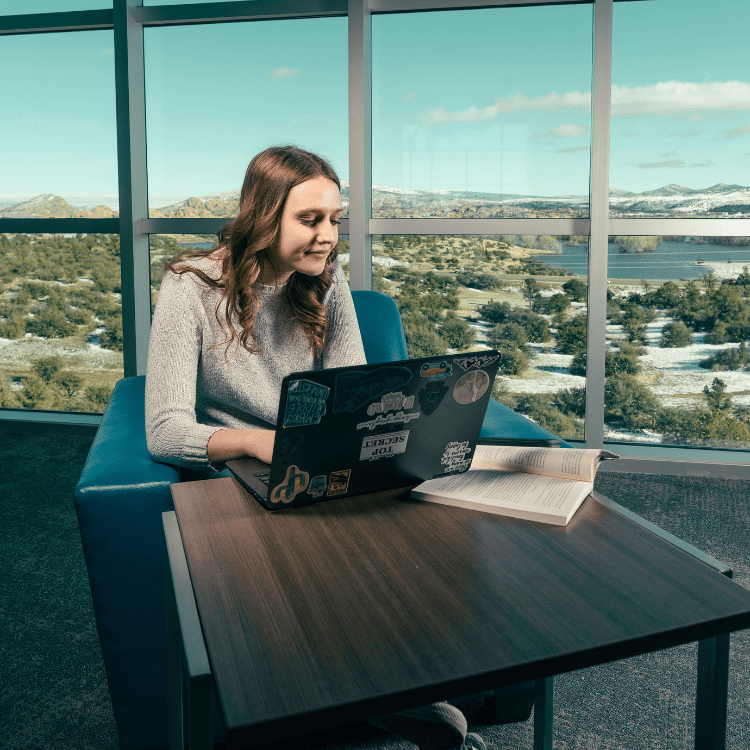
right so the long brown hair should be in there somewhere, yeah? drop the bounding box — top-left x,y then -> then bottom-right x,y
164,145 -> 341,357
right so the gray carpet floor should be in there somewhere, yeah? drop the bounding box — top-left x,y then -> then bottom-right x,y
2,433 -> 749,750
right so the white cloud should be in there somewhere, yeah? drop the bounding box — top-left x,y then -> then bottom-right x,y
401,92 -> 420,102
719,124 -> 750,140
268,67 -> 300,79
555,146 -> 589,154
611,81 -> 750,117
420,81 -> 750,126
690,161 -> 714,167
636,159 -> 686,169
669,129 -> 705,138
546,124 -> 588,138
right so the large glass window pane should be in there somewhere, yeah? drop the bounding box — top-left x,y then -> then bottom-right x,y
372,234 -> 586,441
144,18 -> 347,215
0,31 -> 118,217
372,5 -> 592,218
604,235 -> 750,450
0,234 -> 123,413
611,0 -> 750,217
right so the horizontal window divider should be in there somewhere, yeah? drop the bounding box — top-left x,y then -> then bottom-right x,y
142,217 -> 350,236
608,218 -> 750,237
142,217 -> 227,235
0,9 -> 113,35
370,0 -> 590,13
0,218 -> 120,234
0,408 -> 101,438
136,0 -> 347,26
368,217 -> 591,235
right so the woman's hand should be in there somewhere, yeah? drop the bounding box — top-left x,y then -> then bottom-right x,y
207,428 -> 276,465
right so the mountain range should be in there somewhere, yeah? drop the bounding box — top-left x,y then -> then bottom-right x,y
1,182 -> 748,220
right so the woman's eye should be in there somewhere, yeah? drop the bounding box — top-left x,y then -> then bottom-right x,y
331,220 -> 341,226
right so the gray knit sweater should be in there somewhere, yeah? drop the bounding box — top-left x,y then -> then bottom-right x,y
145,256 -> 366,470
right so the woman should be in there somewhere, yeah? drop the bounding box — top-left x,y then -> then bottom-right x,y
145,145 -> 485,750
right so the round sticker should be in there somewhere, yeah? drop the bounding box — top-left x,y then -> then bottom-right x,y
453,370 -> 490,404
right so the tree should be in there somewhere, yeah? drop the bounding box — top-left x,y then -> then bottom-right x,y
556,315 -> 587,355
562,278 -> 587,302
438,312 -> 475,350
488,322 -> 528,350
614,236 -> 662,253
402,314 -> 448,358
547,293 -> 571,317
703,377 -> 732,412
26,308 -> 75,338
604,374 -> 659,430
55,371 -> 83,399
522,278 -> 539,308
495,342 -> 530,376
660,321 -> 693,348
33,356 -> 64,383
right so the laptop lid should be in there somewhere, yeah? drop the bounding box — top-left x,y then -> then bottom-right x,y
228,350 -> 500,510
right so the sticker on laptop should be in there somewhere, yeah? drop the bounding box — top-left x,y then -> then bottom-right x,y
453,370 -> 490,404
283,379 -> 330,428
420,361 -> 452,380
417,382 -> 449,416
333,366 -> 412,413
360,431 -> 410,461
440,440 -> 473,473
357,411 -> 420,431
453,354 -> 499,371
270,464 -> 309,504
367,391 -> 415,416
308,474 -> 328,498
327,469 -> 351,496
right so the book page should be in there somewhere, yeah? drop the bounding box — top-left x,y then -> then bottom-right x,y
471,445 -> 617,483
412,470 -> 592,525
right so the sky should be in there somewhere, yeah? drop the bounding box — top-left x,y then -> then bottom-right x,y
1,0 -> 749,207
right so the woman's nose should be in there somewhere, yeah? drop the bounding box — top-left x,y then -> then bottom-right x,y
317,220 -> 335,244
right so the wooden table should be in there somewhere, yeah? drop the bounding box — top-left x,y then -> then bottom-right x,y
164,478 -> 750,750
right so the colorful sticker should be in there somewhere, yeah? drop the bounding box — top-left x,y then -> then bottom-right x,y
283,379 -> 330,428
357,411 -> 420,431
440,441 -> 473,473
270,464 -> 309,504
333,367 -> 412,413
327,469 -> 351,496
453,354 -> 500,371
453,370 -> 490,404
360,431 -> 410,461
419,361 -> 452,380
417,382 -> 449,416
367,391 -> 415,416
308,474 -> 328,498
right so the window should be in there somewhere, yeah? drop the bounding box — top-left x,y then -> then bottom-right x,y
0,234 -> 123,413
0,30 -> 117,218
373,233 -> 586,442
610,0 -> 750,218
372,4 -> 592,218
144,17 -> 348,214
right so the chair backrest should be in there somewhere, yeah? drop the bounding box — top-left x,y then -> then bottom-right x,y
351,290 -> 409,364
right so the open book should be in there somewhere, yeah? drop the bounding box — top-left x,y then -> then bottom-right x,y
411,445 -> 618,526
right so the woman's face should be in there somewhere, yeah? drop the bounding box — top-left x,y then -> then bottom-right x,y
260,176 -> 342,285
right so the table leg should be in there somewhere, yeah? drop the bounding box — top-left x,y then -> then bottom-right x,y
533,677 -> 553,750
163,512 -> 213,750
695,634 -> 729,750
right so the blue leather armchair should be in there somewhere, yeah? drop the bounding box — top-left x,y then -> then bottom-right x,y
75,290 -> 566,749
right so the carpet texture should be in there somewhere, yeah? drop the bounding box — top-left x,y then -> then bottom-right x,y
2,433 -> 749,750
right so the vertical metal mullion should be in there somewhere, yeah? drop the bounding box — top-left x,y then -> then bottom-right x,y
114,0 -> 151,377
585,0 -> 612,449
348,0 -> 372,291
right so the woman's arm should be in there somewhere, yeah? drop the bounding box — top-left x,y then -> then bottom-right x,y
207,427 -> 275,465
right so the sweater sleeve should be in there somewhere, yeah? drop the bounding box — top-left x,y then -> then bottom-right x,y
321,263 -> 367,369
145,270 -> 225,470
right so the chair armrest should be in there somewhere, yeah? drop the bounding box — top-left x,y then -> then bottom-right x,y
74,375 -> 178,749
480,397 -> 572,448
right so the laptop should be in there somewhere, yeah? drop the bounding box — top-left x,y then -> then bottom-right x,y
226,350 -> 501,510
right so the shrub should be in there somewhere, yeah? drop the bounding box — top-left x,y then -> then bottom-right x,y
700,342 -> 749,371
438,313 -> 475,350
402,313 -> 448,358
26,308 -> 76,338
660,321 -> 693,348
604,374 -> 659,430
556,315 -> 587,355
495,342 -> 530,376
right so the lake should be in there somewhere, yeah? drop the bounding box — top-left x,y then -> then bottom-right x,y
535,240 -> 750,281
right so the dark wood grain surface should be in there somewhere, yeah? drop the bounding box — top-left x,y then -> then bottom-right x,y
172,478 -> 750,748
